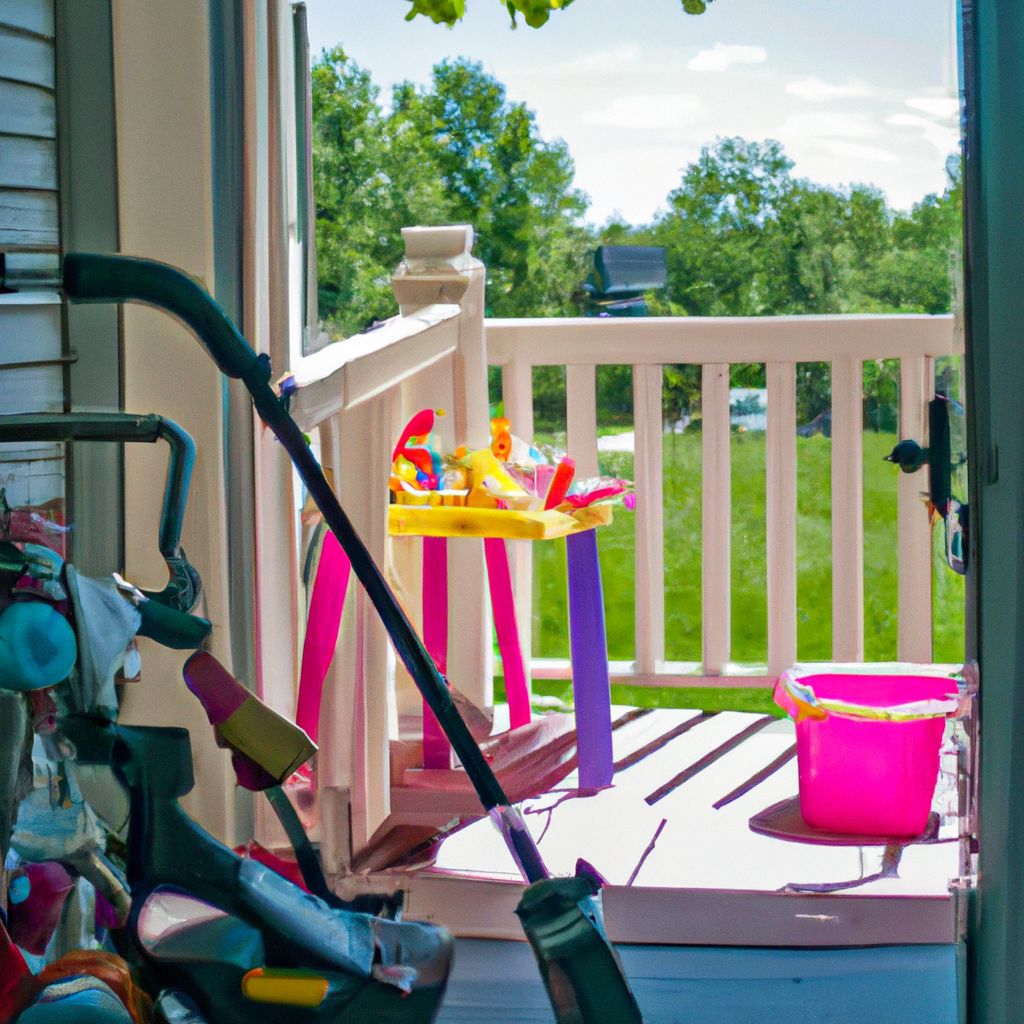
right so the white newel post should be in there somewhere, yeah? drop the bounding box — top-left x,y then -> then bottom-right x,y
391,226 -> 493,715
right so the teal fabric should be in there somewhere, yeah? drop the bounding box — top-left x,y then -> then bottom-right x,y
19,545 -> 66,604
0,603 -> 77,693
16,975 -> 132,1024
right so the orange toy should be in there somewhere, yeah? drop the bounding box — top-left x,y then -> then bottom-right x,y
490,416 -> 512,461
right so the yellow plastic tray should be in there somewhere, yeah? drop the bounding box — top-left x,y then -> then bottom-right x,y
388,502 -> 613,540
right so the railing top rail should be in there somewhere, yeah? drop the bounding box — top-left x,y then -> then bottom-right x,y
486,313 -> 958,366
289,304 -> 460,431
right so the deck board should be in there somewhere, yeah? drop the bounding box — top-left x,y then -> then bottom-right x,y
384,708 -> 961,946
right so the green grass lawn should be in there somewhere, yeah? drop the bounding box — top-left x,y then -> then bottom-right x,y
495,677 -> 787,716
527,429 -> 965,689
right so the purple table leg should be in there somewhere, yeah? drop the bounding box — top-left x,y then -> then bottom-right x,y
566,529 -> 613,788
422,535 -> 451,768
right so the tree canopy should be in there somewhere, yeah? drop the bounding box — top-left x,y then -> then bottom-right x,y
312,49 -> 961,426
313,49 -> 592,333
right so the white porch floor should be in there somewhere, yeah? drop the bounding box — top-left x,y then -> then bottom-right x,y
375,708 -> 961,949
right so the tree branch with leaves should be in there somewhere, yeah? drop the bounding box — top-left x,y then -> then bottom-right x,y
404,0 -> 712,30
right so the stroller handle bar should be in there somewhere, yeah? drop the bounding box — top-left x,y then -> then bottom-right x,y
0,411 -> 204,615
64,253 -> 258,382
0,411 -> 193,563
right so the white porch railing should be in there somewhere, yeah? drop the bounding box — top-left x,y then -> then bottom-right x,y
488,314 -> 960,683
265,225 -> 961,863
270,226 -> 492,864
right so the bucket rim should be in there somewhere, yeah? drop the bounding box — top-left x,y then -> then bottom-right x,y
776,669 -> 961,722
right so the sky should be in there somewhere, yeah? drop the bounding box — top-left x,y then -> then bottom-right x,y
304,0 -> 960,225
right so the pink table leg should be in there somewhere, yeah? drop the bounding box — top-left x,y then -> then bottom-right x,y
295,530 -> 350,744
422,535 -> 451,768
485,536 -> 531,729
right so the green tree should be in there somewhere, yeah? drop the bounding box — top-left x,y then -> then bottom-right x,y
312,51 -> 593,335
313,49 -> 959,433
313,47 -> 454,332
868,176 -> 962,314
390,59 -> 592,317
652,137 -> 798,317
640,138 -> 959,427
402,0 -> 710,28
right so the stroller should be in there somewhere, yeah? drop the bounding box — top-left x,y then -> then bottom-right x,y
0,252 -> 645,1024
0,411 -> 453,1023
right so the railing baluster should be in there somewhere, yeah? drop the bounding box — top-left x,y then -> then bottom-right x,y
831,354 -> 864,662
503,357 -> 534,688
315,414 -> 348,873
566,364 -> 599,480
634,363 -> 665,675
332,397 -> 395,852
702,363 -> 731,674
898,354 -> 935,662
447,257 -> 492,711
483,315 -> 957,686
766,361 -> 798,675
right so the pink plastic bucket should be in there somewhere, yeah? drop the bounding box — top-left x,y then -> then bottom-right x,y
774,671 -> 959,836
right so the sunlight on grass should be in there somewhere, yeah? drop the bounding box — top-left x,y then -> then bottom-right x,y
796,434 -> 833,659
731,430 -> 767,663
662,430 -> 702,662
530,428 -> 965,677
495,677 -> 783,717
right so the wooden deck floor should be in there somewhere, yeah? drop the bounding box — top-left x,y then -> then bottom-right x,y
372,708 -> 962,948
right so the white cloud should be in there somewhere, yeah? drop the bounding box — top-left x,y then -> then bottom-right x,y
785,76 -> 875,102
780,111 -> 879,141
547,43 -> 644,74
886,113 -> 959,157
687,43 -> 766,73
583,94 -> 704,130
574,145 -> 698,224
906,96 -> 959,120
809,139 -> 900,164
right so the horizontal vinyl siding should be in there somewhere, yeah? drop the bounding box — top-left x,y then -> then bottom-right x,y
1,4 -> 59,287
0,184 -> 58,247
0,295 -> 64,479
0,30 -> 54,88
0,79 -> 55,138
0,0 -> 64,493
0,135 -> 57,190
0,0 -> 53,37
